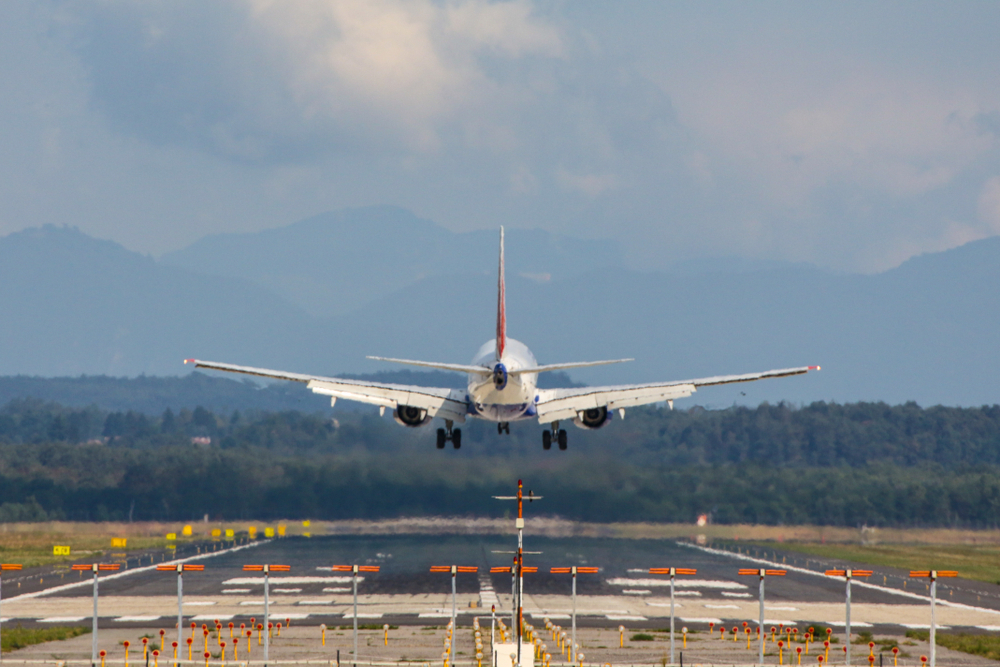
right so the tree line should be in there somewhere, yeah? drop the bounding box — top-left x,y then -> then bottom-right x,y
3,398 -> 1000,527
4,398 -> 1000,468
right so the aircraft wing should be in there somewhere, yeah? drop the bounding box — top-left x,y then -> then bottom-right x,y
184,359 -> 469,422
534,365 -> 820,423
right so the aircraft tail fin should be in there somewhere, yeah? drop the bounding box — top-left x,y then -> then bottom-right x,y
496,226 -> 506,361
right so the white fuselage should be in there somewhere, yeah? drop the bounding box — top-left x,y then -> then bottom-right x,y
467,337 -> 539,422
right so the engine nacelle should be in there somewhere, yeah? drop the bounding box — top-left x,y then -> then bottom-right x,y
573,406 -> 611,430
393,405 -> 432,427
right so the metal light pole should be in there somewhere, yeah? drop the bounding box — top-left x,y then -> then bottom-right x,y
493,479 -> 542,667
243,564 -> 291,665
71,563 -> 121,667
738,569 -> 786,667
910,570 -> 957,667
825,569 -> 872,666
431,566 -> 479,665
332,564 -> 381,663
652,567 -> 699,665
156,563 -> 206,649
551,567 -> 599,663
0,564 -> 23,664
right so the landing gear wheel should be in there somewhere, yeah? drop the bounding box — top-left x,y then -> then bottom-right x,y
557,429 -> 568,450
452,428 -> 462,449
542,430 -> 552,450
436,428 -> 447,449
498,422 -> 510,435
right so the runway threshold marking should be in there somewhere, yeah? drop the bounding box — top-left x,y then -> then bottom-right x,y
679,541 -> 1000,616
4,540 -> 266,602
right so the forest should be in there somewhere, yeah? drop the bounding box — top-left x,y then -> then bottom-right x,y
2,397 -> 1000,526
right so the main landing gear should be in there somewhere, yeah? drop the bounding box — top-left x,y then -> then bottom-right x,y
542,422 -> 568,450
497,422 -> 510,435
437,420 -> 462,449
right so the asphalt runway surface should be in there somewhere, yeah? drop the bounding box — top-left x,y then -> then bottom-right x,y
5,536 -> 1000,636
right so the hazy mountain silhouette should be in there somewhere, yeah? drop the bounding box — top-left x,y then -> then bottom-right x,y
1,217 -> 999,407
161,206 -> 625,317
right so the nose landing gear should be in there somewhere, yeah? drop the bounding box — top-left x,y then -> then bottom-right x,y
497,422 -> 510,435
436,421 -> 462,449
542,422 -> 567,450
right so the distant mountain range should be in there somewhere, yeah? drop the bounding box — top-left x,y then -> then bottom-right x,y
1,207 -> 999,407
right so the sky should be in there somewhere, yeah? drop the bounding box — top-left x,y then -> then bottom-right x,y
3,0 -> 1000,273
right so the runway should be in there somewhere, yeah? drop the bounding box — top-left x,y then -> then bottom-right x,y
3,535 -> 1000,636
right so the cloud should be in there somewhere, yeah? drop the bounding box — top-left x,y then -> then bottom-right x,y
979,176 -> 1000,233
555,168 -> 617,197
69,0 -> 563,159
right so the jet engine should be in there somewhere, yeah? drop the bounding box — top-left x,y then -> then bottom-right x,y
573,406 -> 611,430
393,405 -> 432,427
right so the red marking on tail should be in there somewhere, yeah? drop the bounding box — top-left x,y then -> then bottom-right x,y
496,227 -> 506,360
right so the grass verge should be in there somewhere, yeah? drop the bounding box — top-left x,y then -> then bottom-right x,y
905,630 -> 1000,660
1,625 -> 89,652
748,542 -> 1000,584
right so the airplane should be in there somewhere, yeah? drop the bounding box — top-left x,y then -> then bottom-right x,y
185,228 -> 819,450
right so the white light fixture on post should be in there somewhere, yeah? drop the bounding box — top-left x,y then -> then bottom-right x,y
738,568 -> 787,666
71,562 -> 121,667
651,567 -> 699,665
825,569 -> 873,665
909,570 -> 957,667
156,563 -> 205,649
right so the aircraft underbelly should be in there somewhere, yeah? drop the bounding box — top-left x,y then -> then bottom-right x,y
470,402 -> 536,421
467,380 -> 535,422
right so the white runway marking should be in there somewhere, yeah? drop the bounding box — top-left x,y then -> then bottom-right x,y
673,591 -> 702,597
647,602 -> 683,608
40,617 -> 85,623
239,601 -> 264,606
976,625 -> 1000,631
115,616 -> 161,622
763,619 -> 797,625
607,614 -> 647,621
279,613 -> 310,619
5,540 -> 264,602
679,540 -> 1000,616
826,621 -> 873,627
223,576 -> 358,585
704,604 -> 740,609
185,602 -> 216,606
529,613 -> 570,619
901,624 -> 950,630
298,600 -> 334,605
680,617 -> 723,624
607,578 -> 747,590
768,606 -> 799,611
223,589 -> 250,594
272,588 -> 302,593
193,614 -> 233,621
418,613 -> 451,618
722,592 -> 752,598
343,612 -> 382,619
322,587 -> 350,593
622,590 -> 651,595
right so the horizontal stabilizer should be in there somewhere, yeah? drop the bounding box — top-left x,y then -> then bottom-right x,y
509,358 -> 634,375
366,356 -> 490,375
